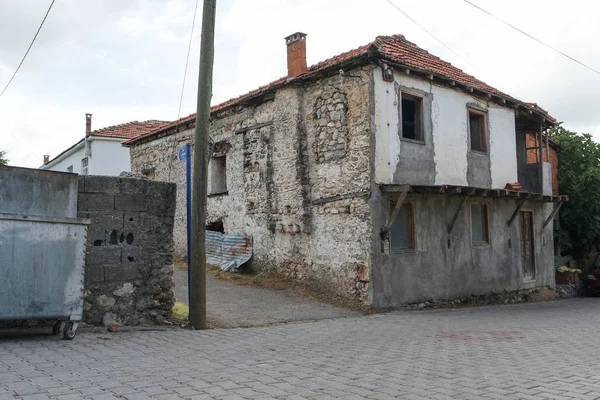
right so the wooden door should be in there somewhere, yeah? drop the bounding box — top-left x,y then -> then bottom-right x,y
520,211 -> 535,280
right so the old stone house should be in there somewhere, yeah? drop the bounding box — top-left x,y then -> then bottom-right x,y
124,33 -> 566,307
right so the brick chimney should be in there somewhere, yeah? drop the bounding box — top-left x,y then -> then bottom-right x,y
43,155 -> 49,165
85,113 -> 92,137
285,32 -> 307,77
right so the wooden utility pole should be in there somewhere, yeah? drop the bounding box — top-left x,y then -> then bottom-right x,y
190,0 -> 216,330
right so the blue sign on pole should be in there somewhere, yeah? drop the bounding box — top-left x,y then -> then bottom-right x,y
178,144 -> 192,303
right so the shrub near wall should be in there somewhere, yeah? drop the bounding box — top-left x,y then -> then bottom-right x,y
78,176 -> 176,325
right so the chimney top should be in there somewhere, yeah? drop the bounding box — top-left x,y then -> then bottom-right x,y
43,155 -> 49,165
285,32 -> 307,78
285,32 -> 307,45
85,113 -> 92,137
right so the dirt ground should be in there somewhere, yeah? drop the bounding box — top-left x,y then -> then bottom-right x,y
173,262 -> 376,328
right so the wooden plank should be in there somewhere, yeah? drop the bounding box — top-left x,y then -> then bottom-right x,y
312,190 -> 370,205
381,186 -> 410,236
447,197 -> 468,234
507,199 -> 526,227
234,120 -> 274,135
380,184 -> 411,193
543,202 -> 564,229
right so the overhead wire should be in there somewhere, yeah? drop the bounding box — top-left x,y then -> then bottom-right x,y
464,0 -> 600,76
177,0 -> 200,119
384,0 -> 483,75
0,0 -> 56,98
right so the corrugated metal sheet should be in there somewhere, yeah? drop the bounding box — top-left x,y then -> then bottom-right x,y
206,230 -> 252,271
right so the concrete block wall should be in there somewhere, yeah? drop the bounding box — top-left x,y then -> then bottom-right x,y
78,175 -> 176,325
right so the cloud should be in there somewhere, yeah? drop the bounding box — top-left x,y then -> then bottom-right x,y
1,0 -> 599,168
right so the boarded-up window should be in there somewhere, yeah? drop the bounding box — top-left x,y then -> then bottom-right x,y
390,202 -> 414,252
210,157 -> 227,194
469,109 -> 487,153
401,93 -> 423,141
471,204 -> 489,243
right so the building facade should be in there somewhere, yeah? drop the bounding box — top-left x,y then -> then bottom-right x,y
126,33 -> 565,307
40,114 -> 166,176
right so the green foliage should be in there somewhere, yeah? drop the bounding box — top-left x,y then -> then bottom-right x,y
550,124 -> 600,261
0,150 -> 7,166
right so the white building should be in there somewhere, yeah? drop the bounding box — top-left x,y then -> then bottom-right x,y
40,114 -> 166,175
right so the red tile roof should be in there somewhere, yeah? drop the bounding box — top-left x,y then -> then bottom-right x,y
125,34 -> 553,146
92,120 -> 168,139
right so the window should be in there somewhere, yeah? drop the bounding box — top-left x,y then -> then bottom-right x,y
390,202 -> 415,252
401,93 -> 423,141
210,157 -> 227,194
471,204 -> 489,243
66,165 -> 73,173
81,157 -> 88,175
468,109 -> 487,153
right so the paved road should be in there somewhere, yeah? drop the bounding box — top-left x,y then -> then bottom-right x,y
2,298 -> 600,399
172,270 -> 360,328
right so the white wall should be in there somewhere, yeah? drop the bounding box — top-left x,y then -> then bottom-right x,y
373,67 -> 518,188
41,137 -> 131,176
89,139 -> 131,176
43,141 -> 86,173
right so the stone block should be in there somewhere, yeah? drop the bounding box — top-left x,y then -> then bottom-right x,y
87,246 -> 122,265
85,265 -> 104,283
122,246 -> 141,263
78,193 -> 115,212
115,194 -> 147,212
78,175 -> 85,193
84,212 -> 125,245
119,177 -> 149,195
124,212 -> 152,231
104,263 -> 141,282
85,176 -> 120,194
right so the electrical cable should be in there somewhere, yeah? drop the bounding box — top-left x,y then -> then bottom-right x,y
177,0 -> 200,119
464,0 -> 600,76
0,0 -> 56,98
385,0 -> 482,75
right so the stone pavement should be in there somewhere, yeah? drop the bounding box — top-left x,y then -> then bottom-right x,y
172,270 -> 360,328
2,298 -> 600,399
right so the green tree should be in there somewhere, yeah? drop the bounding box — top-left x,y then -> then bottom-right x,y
0,150 -> 7,166
550,124 -> 600,263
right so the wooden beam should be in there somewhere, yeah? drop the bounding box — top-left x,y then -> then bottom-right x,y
447,197 -> 468,234
446,186 -> 462,195
507,199 -> 526,227
543,202 -> 564,229
380,184 -> 411,193
312,190 -> 370,205
381,186 -> 410,236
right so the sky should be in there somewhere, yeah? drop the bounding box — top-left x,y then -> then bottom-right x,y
1,0 -> 598,168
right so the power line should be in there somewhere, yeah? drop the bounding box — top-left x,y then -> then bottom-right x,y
384,0 -> 482,75
464,0 -> 600,76
177,0 -> 200,119
0,0 -> 56,98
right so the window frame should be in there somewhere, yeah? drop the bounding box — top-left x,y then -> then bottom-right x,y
81,157 -> 88,176
209,156 -> 228,196
389,201 -> 416,253
467,108 -> 488,154
400,92 -> 425,143
470,202 -> 490,245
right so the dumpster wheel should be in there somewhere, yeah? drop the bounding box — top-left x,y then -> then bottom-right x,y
62,322 -> 77,340
52,321 -> 63,336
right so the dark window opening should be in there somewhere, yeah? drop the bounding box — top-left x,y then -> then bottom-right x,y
471,204 -> 489,243
401,93 -> 423,141
390,202 -> 415,253
210,157 -> 227,194
469,109 -> 487,153
206,220 -> 224,233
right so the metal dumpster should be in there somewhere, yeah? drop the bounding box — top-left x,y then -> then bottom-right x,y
0,166 -> 89,339
0,213 -> 90,339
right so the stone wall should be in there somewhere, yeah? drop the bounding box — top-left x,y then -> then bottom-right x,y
78,175 -> 176,325
130,65 -> 373,302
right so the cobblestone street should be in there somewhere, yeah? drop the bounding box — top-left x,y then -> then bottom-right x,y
2,299 -> 600,399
